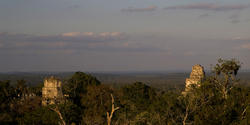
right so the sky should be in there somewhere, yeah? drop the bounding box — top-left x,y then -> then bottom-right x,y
0,0 -> 250,72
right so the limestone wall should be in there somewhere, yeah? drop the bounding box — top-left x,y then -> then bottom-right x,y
185,64 -> 205,91
42,76 -> 64,106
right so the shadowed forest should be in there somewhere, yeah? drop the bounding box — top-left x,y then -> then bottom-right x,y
0,59 -> 250,125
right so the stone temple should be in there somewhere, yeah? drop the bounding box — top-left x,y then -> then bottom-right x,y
42,76 -> 64,106
184,64 -> 205,92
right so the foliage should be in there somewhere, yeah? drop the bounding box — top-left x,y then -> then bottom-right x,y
81,85 -> 115,125
151,91 -> 184,124
58,101 -> 81,125
0,59 -> 249,125
121,82 -> 156,112
212,58 -> 241,99
181,59 -> 249,125
64,72 -> 101,106
21,106 -> 60,125
0,80 -> 16,124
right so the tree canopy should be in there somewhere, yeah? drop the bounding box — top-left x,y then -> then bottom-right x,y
0,59 -> 249,125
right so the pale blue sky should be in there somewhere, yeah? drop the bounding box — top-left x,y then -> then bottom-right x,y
0,0 -> 250,72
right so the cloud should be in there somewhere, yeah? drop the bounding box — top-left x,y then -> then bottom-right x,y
183,51 -> 196,56
231,37 -> 250,50
228,14 -> 239,19
0,32 -> 128,51
61,32 -> 127,42
62,32 -> 124,38
228,14 -> 241,24
68,4 -> 81,9
231,19 -> 240,24
86,40 -> 165,52
165,3 -> 249,11
240,43 -> 250,50
15,41 -> 68,48
62,32 -> 94,37
232,37 -> 243,41
121,5 -> 157,12
231,37 -> 250,41
198,13 -> 211,18
0,32 -> 165,54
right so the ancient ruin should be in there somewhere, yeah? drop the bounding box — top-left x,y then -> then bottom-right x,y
42,76 -> 64,106
184,64 -> 205,92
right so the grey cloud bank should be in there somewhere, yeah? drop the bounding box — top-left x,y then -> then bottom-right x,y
164,3 -> 249,11
1,32 -> 250,72
121,3 -> 249,13
0,32 -> 164,53
0,32 -> 127,49
121,6 -> 157,12
0,0 -> 250,72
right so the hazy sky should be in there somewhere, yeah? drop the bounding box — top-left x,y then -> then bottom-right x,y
0,0 -> 250,72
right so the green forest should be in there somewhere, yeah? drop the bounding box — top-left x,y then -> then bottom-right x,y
0,59 -> 249,125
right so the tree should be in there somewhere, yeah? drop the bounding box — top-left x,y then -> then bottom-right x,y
121,82 -> 156,120
181,58 -> 247,125
58,101 -> 81,125
212,58 -> 241,99
64,72 -> 101,106
149,91 -> 183,125
50,106 -> 66,125
183,80 -> 225,125
29,83 -> 43,96
81,85 -> 115,125
0,80 -> 15,124
21,106 -> 60,125
15,79 -> 28,99
106,94 -> 119,125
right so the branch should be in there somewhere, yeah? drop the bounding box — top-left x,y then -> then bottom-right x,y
107,94 -> 119,125
241,104 -> 249,120
50,106 -> 66,125
183,104 -> 189,125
